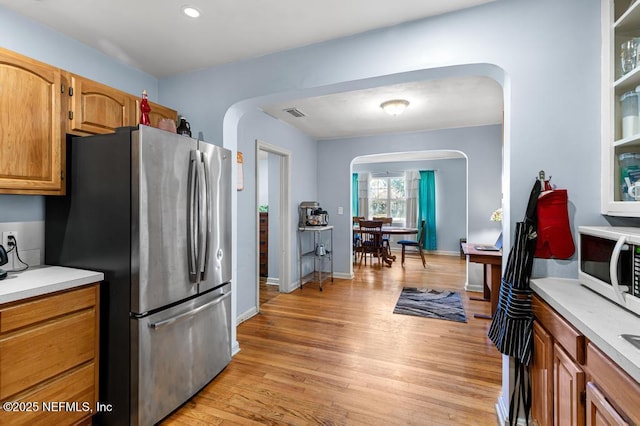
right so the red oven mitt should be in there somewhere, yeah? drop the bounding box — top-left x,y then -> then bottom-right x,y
535,188 -> 575,259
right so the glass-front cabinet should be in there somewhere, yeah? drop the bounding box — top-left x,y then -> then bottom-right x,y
602,0 -> 640,216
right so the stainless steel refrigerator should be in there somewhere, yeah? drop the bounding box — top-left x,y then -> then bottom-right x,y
45,126 -> 232,426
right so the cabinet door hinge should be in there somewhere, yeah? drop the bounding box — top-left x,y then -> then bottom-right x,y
579,390 -> 586,404
61,84 -> 65,93
61,171 -> 65,180
68,87 -> 74,96
68,111 -> 73,120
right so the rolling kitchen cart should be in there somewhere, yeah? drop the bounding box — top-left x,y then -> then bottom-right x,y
298,225 -> 333,291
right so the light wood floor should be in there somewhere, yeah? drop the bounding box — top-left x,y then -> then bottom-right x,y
163,254 -> 502,425
260,277 -> 280,305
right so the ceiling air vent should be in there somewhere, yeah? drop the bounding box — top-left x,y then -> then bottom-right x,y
283,107 -> 306,118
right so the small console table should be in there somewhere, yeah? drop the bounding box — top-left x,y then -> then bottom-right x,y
298,226 -> 333,291
461,243 -> 502,319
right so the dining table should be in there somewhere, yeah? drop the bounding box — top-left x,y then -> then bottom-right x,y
353,226 -> 418,266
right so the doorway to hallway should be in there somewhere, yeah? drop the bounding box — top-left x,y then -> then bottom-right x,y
255,140 -> 292,310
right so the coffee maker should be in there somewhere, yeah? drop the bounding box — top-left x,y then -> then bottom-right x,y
299,201 -> 329,227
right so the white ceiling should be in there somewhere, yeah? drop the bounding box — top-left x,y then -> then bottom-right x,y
0,0 -> 502,140
261,76 -> 503,140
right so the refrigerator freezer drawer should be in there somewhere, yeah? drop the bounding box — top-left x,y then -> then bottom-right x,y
131,284 -> 232,426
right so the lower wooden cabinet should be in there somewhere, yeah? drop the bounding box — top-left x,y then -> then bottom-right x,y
585,342 -> 640,425
553,343 -> 585,426
532,321 -> 553,426
0,284 -> 99,425
531,294 -> 640,426
586,382 -> 629,426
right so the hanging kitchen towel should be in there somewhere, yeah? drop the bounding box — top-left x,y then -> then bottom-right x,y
535,187 -> 575,259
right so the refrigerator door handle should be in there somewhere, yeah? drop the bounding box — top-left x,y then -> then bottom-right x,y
200,151 -> 212,281
195,151 -> 207,281
148,291 -> 231,329
187,150 -> 199,283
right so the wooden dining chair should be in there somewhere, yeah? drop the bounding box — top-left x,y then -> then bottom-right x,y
373,217 -> 393,225
397,220 -> 426,268
352,217 -> 365,257
358,220 -> 384,267
373,217 -> 393,251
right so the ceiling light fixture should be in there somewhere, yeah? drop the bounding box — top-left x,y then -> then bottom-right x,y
380,99 -> 409,116
182,6 -> 201,18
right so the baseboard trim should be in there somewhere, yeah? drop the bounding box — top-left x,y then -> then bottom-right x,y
266,277 -> 279,286
465,282 -> 483,293
236,306 -> 258,325
388,248 -> 459,257
427,249 -> 459,256
232,340 -> 241,356
333,272 -> 353,279
496,393 -> 509,426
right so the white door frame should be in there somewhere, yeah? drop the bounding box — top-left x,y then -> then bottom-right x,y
255,140 -> 292,309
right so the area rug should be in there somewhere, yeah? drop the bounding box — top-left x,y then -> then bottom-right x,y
393,287 -> 467,323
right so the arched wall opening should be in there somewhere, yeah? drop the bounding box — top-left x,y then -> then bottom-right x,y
224,64 -> 511,421
349,150 -> 487,287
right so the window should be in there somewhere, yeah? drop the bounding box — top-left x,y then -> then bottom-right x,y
369,176 -> 406,223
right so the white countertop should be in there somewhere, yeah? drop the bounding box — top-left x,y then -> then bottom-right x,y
0,265 -> 104,304
531,277 -> 640,383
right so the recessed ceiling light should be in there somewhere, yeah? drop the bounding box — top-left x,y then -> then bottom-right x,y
182,6 -> 201,18
380,99 -> 410,116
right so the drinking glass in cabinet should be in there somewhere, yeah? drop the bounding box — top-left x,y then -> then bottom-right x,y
621,39 -> 637,75
621,91 -> 639,138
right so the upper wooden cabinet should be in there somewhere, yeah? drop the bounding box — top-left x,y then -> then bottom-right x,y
0,48 -> 65,195
68,74 -> 136,135
0,47 -> 178,195
135,99 -> 177,128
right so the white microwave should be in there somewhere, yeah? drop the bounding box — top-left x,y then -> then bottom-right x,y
579,226 -> 640,316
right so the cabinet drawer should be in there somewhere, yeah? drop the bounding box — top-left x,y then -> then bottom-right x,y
0,309 -> 95,399
586,382 -> 629,426
0,362 -> 96,426
586,343 -> 640,425
0,285 -> 97,333
532,295 -> 585,364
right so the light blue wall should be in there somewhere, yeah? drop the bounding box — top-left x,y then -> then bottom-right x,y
159,0 -> 605,286
327,125 -> 502,274
353,158 -> 468,253
0,7 -> 159,101
0,0 -> 611,309
237,111 -> 317,316
258,156 -> 269,206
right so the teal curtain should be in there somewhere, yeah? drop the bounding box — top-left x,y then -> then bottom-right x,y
418,170 -> 436,250
351,173 -> 359,216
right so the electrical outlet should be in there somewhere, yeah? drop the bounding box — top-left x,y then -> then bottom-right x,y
1,231 -> 17,270
2,231 -> 18,249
